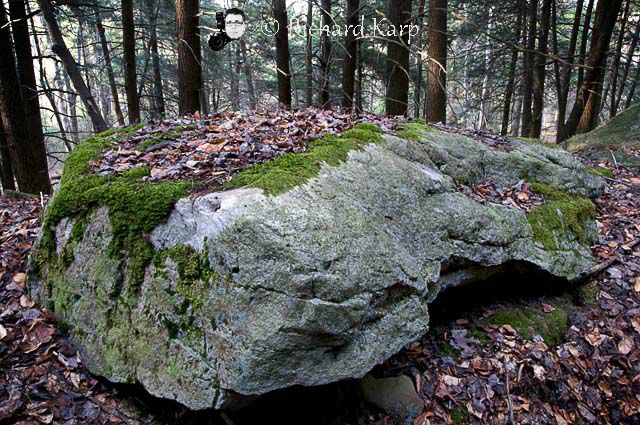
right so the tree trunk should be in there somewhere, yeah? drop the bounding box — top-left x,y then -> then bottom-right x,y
576,0 -> 595,95
176,0 -> 202,115
122,0 -> 140,123
501,3 -> 524,136
609,0 -> 630,118
318,0 -> 331,108
413,0 -> 426,118
385,0 -> 413,116
36,0 -> 107,132
425,0 -> 447,123
356,39 -> 363,113
0,122 -> 16,191
616,18 -> 640,112
8,0 -> 50,191
560,0 -> 624,141
0,3 -> 51,194
96,18 -> 125,126
530,0 -> 552,138
625,64 -> 640,109
239,39 -> 256,110
556,0 -> 583,142
230,47 -> 240,110
274,0 -> 292,108
305,0 -> 313,107
145,1 -> 165,118
520,0 -> 537,136
341,0 -> 359,110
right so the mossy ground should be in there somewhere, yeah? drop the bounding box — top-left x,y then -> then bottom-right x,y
514,137 -> 562,149
224,123 -> 384,196
566,103 -> 640,151
526,181 -> 596,251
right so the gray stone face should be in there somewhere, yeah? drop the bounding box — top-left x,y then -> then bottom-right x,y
27,128 -> 604,410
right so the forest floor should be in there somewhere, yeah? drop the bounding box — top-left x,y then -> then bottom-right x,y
1,123 -> 639,424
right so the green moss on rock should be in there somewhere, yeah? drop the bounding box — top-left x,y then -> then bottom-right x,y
587,166 -> 614,179
224,123 -> 384,196
526,181 -> 596,251
35,126 -> 192,290
396,121 -> 433,142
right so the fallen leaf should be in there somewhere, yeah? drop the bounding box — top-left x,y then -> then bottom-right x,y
634,277 -> 640,293
618,337 -> 634,355
20,294 -> 35,308
0,324 -> 7,340
13,272 -> 26,286
542,303 -> 556,313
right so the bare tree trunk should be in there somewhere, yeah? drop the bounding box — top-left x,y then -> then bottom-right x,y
625,64 -> 640,109
274,0 -> 291,108
122,0 -> 140,123
36,0 -> 107,132
385,0 -> 413,116
96,18 -> 125,126
230,47 -> 239,110
239,40 -> 256,110
0,122 -> 16,191
356,39 -> 363,113
521,0 -> 537,136
560,0 -> 624,141
341,0 -> 359,110
425,0 -> 447,123
556,0 -> 583,142
576,0 -> 595,95
413,0 -> 426,118
318,0 -> 331,108
9,0 -> 50,186
0,3 -> 51,194
176,0 -> 201,114
305,0 -> 313,107
609,0 -> 630,118
501,3 -> 524,136
616,19 -> 640,112
531,0 -> 552,138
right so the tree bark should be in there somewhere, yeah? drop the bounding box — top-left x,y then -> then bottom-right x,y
425,0 -> 447,123
341,0 -> 359,110
122,0 -> 140,123
273,0 -> 292,108
0,121 -> 16,191
8,0 -> 50,192
230,47 -> 240,110
385,0 -> 413,116
616,18 -> 640,112
413,0 -> 425,118
96,18 -> 125,126
0,3 -> 51,194
530,0 -> 552,138
176,0 -> 202,115
501,3 -> 524,136
559,0 -> 624,141
576,0 -> 595,95
356,39 -> 363,113
36,0 -> 107,132
239,39 -> 256,110
556,0 -> 583,142
609,0 -> 630,118
305,0 -> 313,107
318,0 -> 332,108
625,64 -> 640,109
520,0 -> 537,136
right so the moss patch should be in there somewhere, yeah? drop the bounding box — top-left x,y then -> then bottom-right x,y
587,166 -> 614,179
566,103 -> 640,151
526,181 -> 596,251
224,123 -> 384,196
472,297 -> 572,346
450,404 -> 471,424
396,121 -> 433,142
35,125 -> 192,291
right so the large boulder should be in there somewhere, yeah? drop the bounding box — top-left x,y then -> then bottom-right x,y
28,122 -> 604,410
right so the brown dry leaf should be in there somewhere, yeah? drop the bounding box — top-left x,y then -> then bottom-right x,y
634,277 -> 640,293
517,192 -> 529,201
20,294 -> 35,308
198,142 -> 227,153
0,323 -> 7,340
542,303 -> 556,313
13,272 -> 26,286
618,337 -> 634,355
